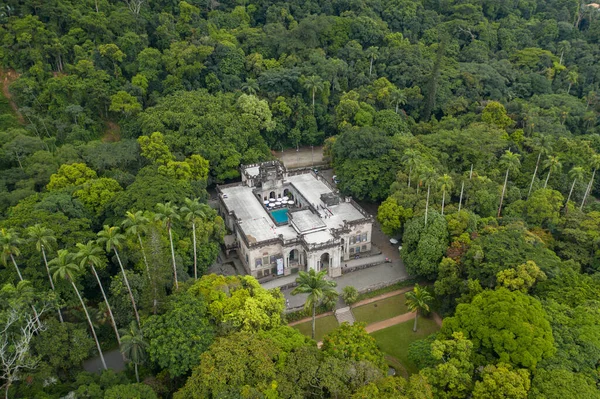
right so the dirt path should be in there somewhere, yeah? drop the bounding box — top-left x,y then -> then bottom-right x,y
365,312 -> 415,333
0,68 -> 24,124
432,312 -> 443,327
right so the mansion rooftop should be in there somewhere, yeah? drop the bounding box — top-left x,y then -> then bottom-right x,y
217,162 -> 371,248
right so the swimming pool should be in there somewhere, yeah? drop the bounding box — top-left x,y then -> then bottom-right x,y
270,208 -> 289,224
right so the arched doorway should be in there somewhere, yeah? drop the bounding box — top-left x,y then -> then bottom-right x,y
269,191 -> 276,199
289,249 -> 300,272
283,189 -> 294,200
320,253 -> 330,271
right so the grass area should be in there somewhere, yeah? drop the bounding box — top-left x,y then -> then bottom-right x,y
291,315 -> 339,341
371,317 -> 440,375
355,279 -> 417,302
352,294 -> 409,325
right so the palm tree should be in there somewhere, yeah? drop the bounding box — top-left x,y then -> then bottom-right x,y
241,78 -> 259,95
366,46 -> 379,76
119,321 -> 147,383
402,149 -> 421,188
0,228 -> 24,281
27,224 -> 63,323
180,198 -> 207,280
50,249 -> 107,370
302,75 -> 324,111
97,225 -> 140,328
0,228 -> 42,326
390,88 -> 406,114
528,135 -> 553,198
581,154 -> 600,210
76,241 -> 120,346
567,70 -> 578,94
565,166 -> 585,214
543,155 -> 562,189
438,174 -> 454,216
155,202 -> 181,290
498,150 -> 521,218
291,269 -> 338,340
405,284 -> 433,332
421,167 -> 438,226
122,211 -> 150,277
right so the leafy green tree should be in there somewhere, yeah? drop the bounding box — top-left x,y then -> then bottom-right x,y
46,163 -> 97,191
104,383 -> 157,399
377,197 -> 411,236
472,363 -> 530,399
529,369 -> 600,399
26,224 -> 62,322
401,213 -> 449,280
0,228 -> 25,281
322,322 -> 386,371
143,290 -> 215,377
342,286 -> 359,305
154,202 -> 180,289
498,150 -> 521,218
481,101 -> 514,129
351,375 -> 433,399
421,332 -> 474,399
75,241 -> 120,346
496,261 -> 546,293
405,284 -> 433,332
97,226 -> 140,328
442,288 -> 555,369
50,250 -> 106,370
291,269 -> 338,339
189,274 -> 285,333
523,189 -> 564,226
109,91 -> 142,117
137,132 -> 174,166
119,322 -> 147,383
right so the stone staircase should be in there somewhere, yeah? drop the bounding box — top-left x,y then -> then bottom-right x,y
334,306 -> 355,325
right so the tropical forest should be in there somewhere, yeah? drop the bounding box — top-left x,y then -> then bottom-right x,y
1,0 -> 600,397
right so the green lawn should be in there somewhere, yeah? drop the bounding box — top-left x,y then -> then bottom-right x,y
352,294 -> 408,325
291,315 -> 339,341
371,317 -> 440,375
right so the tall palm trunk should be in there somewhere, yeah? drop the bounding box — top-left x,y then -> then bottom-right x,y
369,57 -> 374,76
112,247 -> 141,328
134,363 -> 139,383
90,264 -> 120,345
425,184 -> 431,226
311,302 -> 316,340
71,278 -> 106,370
41,246 -> 63,323
498,168 -> 510,218
312,88 -> 316,109
458,180 -> 465,212
528,152 -> 541,197
136,234 -> 150,279
544,169 -> 552,188
581,168 -> 597,210
407,166 -> 412,188
565,178 -> 578,214
167,225 -> 179,289
11,254 -> 41,327
192,222 -> 198,280
413,310 -> 418,332
441,189 -> 446,216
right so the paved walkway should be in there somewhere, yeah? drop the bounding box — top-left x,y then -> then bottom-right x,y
335,307 -> 355,325
351,287 -> 413,308
278,261 -> 408,310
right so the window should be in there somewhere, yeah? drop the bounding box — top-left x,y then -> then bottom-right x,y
361,245 -> 367,252
245,254 -> 249,263
356,234 -> 362,243
350,236 -> 356,244
264,268 -> 271,276
349,247 -> 355,254
255,258 -> 262,267
270,255 -> 278,264
263,256 -> 270,266
356,246 -> 361,253
362,233 -> 368,242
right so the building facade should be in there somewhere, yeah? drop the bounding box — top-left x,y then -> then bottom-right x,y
217,161 -> 373,280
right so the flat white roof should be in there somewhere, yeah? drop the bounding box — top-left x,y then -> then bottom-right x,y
221,168 -> 369,246
245,166 -> 260,177
291,209 -> 326,233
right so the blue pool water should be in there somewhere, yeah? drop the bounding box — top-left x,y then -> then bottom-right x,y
270,208 -> 289,223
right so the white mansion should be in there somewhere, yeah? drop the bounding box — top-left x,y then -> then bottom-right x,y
217,161 -> 373,280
